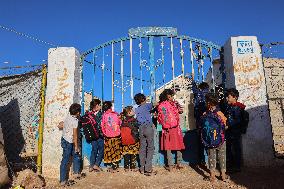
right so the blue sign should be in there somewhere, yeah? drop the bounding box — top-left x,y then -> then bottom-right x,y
237,40 -> 254,54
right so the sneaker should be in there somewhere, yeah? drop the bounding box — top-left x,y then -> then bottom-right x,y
73,173 -> 81,180
144,170 -> 158,176
93,165 -> 103,172
165,166 -> 173,172
60,181 -> 66,186
89,167 -> 94,172
175,164 -> 184,170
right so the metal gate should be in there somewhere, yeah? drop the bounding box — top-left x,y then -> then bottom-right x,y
80,27 -> 222,165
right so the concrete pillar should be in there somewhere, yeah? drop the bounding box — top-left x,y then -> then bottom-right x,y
43,47 -> 81,177
224,37 -> 274,166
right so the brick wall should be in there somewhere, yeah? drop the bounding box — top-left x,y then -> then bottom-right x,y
263,58 -> 284,157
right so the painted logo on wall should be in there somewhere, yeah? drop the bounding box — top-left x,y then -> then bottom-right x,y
237,40 -> 254,54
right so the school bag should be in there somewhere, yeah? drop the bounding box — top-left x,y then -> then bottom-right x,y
200,111 -> 225,148
120,117 -> 139,145
157,101 -> 179,129
80,112 -> 99,142
101,110 -> 121,137
240,109 -> 249,134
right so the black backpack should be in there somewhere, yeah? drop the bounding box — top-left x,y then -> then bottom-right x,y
80,113 -> 100,142
240,109 -> 249,134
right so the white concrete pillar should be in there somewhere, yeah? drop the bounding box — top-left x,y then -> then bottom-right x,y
224,37 -> 274,166
43,47 -> 81,177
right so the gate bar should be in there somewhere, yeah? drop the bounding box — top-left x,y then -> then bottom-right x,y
170,37 -> 175,90
148,36 -> 155,103
139,38 -> 143,93
189,41 -> 195,79
81,58 -> 85,114
120,41 -> 124,109
92,50 -> 96,99
161,37 -> 165,90
111,42 -> 115,107
209,46 -> 215,92
130,38 -> 134,104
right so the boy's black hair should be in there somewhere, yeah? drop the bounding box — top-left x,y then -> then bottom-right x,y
227,88 -> 239,99
90,99 -> 101,110
198,82 -> 209,90
102,101 -> 112,112
159,89 -> 175,102
134,93 -> 146,105
205,93 -> 219,107
69,103 -> 81,115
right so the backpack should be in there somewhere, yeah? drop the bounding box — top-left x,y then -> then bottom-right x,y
101,110 -> 121,137
80,112 -> 99,142
200,111 -> 225,148
158,101 -> 179,129
121,117 -> 139,145
240,109 -> 249,134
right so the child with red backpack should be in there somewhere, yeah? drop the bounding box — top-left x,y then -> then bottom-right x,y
200,93 -> 229,182
120,106 -> 140,172
158,89 -> 185,172
80,99 -> 104,172
101,101 -> 122,172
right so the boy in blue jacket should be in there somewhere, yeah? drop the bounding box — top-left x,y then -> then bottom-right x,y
225,88 -> 248,173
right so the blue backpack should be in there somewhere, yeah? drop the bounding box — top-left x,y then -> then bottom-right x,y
200,111 -> 225,148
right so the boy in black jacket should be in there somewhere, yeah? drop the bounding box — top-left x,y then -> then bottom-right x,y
225,88 -> 248,173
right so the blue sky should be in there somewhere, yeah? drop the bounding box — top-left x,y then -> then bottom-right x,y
1,0 -> 283,65
0,0 -> 283,110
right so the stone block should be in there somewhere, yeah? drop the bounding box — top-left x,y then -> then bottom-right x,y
268,99 -> 282,110
268,91 -> 284,99
274,144 -> 284,152
273,135 -> 284,144
271,67 -> 284,76
264,68 -> 272,76
272,127 -> 284,135
275,152 -> 284,158
263,58 -> 284,68
269,108 -> 283,127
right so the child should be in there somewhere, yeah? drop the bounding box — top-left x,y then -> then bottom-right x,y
200,93 -> 229,182
157,89 -> 185,171
101,101 -> 122,172
192,81 -> 210,165
134,93 -> 156,176
80,99 -> 104,172
59,103 -> 82,186
225,88 -> 248,173
120,106 -> 140,172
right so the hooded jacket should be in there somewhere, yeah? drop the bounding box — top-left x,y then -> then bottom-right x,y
225,102 -> 246,136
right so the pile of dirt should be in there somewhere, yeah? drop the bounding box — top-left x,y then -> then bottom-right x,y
12,169 -> 45,189
0,143 -> 10,187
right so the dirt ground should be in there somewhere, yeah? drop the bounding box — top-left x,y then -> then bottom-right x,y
42,165 -> 284,189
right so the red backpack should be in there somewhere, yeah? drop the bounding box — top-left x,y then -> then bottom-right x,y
121,117 -> 139,145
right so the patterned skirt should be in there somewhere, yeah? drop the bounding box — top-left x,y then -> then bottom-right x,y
104,136 -> 122,164
122,142 -> 140,155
